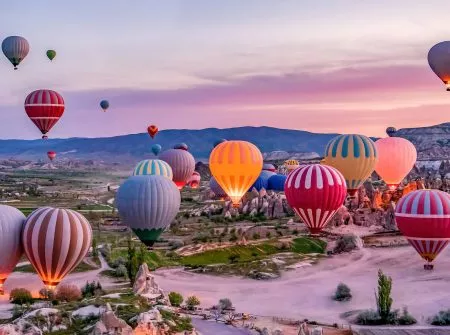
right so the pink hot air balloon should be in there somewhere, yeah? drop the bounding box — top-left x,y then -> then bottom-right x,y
395,190 -> 450,270
187,171 -> 201,189
284,164 -> 347,234
375,137 -> 417,190
159,148 -> 195,190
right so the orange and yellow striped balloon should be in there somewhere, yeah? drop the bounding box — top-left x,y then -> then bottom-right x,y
209,141 -> 263,206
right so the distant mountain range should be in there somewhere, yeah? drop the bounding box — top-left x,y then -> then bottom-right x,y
0,123 -> 448,162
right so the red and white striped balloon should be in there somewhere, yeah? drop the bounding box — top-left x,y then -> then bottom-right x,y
284,164 -> 347,234
395,189 -> 450,264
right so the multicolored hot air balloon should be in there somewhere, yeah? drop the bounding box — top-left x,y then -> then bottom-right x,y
395,190 -> 450,269
284,164 -> 347,234
213,139 -> 227,148
263,163 -> 277,172
284,160 -> 300,174
151,144 -> 162,156
2,36 -> 29,70
209,140 -> 263,206
209,177 -> 227,198
268,174 -> 287,192
0,205 -> 25,294
386,127 -> 397,137
116,175 -> 180,247
428,41 -> 450,91
22,207 -> 92,289
100,100 -> 109,112
375,137 -> 417,190
24,89 -> 65,139
47,151 -> 56,161
323,134 -> 377,196
147,125 -> 158,139
174,143 -> 188,151
187,171 -> 201,189
46,50 -> 56,61
133,159 -> 173,180
249,170 -> 275,192
159,148 -> 195,189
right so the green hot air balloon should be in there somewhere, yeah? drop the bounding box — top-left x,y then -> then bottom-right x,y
46,50 -> 56,61
116,175 -> 180,247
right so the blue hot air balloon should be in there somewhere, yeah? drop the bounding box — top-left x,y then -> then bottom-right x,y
152,144 -> 162,156
2,36 -> 29,70
267,174 -> 287,192
100,100 -> 109,112
249,170 -> 276,192
116,175 -> 180,247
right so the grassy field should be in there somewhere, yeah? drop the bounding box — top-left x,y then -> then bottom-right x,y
109,248 -> 179,270
14,260 -> 98,273
180,237 -> 326,266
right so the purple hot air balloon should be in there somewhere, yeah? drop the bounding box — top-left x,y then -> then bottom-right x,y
160,148 -> 195,189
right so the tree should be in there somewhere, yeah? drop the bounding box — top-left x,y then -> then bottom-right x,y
168,292 -> 184,307
333,283 -> 352,301
126,239 -> 139,284
228,254 -> 240,263
375,269 -> 393,322
186,296 -> 200,310
10,288 -> 33,307
55,284 -> 82,302
219,298 -> 233,310
92,238 -> 98,257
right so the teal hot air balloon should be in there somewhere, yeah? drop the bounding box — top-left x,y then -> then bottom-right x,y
100,100 -> 109,112
152,144 -> 162,156
116,175 -> 180,247
133,159 -> 173,180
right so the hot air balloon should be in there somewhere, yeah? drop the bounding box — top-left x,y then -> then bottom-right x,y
0,205 -> 25,294
22,207 -> 92,289
209,177 -> 227,198
24,89 -> 65,139
116,175 -> 180,247
187,171 -> 201,189
284,160 -> 300,174
285,164 -> 347,234
263,163 -> 277,172
268,174 -> 287,192
100,100 -> 109,112
324,134 -> 377,196
375,137 -> 417,190
147,125 -> 158,139
386,127 -> 397,137
2,36 -> 29,70
395,190 -> 450,270
46,50 -> 56,61
249,170 -> 275,192
209,140 -> 263,206
159,148 -> 195,189
428,41 -> 450,91
174,143 -> 188,151
47,151 -> 56,161
151,144 -> 162,156
133,159 -> 173,180
213,139 -> 227,148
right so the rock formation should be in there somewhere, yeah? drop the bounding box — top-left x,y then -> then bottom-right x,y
92,303 -> 133,335
133,264 -> 167,302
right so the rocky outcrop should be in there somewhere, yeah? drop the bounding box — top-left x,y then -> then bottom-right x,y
0,321 -> 42,335
91,303 -> 133,335
133,264 -> 168,303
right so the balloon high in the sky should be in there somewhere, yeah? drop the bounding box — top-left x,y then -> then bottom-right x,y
159,148 -> 195,189
47,151 -> 56,161
100,100 -> 109,112
386,127 -> 397,137
285,164 -> 347,234
24,89 -> 65,139
147,125 -> 158,139
375,137 -> 417,190
209,140 -> 263,206
116,175 -> 181,247
151,144 -> 162,156
133,159 -> 173,180
0,205 -> 26,294
2,36 -> 29,70
323,134 -> 377,196
187,171 -> 201,189
395,190 -> 450,269
46,50 -> 56,61
428,41 -> 450,91
22,207 -> 92,289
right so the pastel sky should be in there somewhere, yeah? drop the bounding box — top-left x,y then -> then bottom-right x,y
1,1 -> 449,139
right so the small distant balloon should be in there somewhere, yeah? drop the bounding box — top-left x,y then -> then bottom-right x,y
147,125 -> 158,139
386,127 -> 397,137
174,143 -> 188,151
428,41 -> 450,91
152,144 -> 162,156
47,151 -> 56,161
100,100 -> 109,112
46,50 -> 56,61
2,36 -> 29,70
213,139 -> 227,148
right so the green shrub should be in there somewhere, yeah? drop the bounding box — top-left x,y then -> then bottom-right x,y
333,283 -> 352,301
186,296 -> 200,310
431,309 -> 450,325
398,307 -> 416,325
114,264 -> 128,278
356,310 -> 382,325
228,254 -> 240,263
168,292 -> 183,307
219,298 -> 233,310
10,288 -> 33,306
